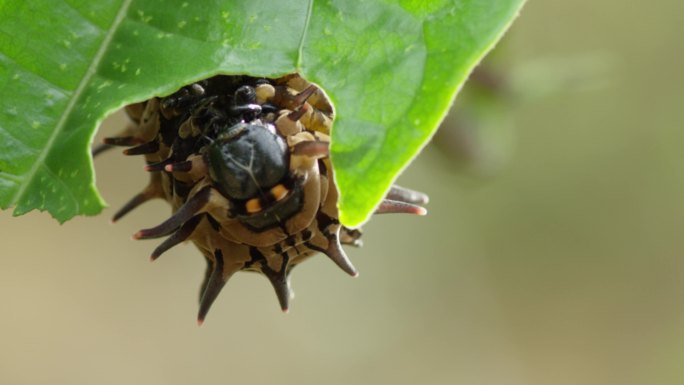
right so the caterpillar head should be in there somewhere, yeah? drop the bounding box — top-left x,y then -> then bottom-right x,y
204,121 -> 304,231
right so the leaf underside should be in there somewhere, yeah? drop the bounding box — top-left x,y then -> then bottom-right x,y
0,0 -> 525,226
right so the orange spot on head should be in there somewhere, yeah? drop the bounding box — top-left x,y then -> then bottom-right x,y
245,198 -> 262,214
270,184 -> 289,202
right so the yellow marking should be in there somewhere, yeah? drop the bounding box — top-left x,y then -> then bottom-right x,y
246,198 -> 262,213
255,84 -> 275,104
271,184 -> 289,201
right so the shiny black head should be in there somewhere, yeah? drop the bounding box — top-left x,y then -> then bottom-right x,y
205,122 -> 287,201
204,121 -> 305,231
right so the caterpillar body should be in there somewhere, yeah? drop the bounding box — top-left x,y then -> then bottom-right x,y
98,74 -> 428,323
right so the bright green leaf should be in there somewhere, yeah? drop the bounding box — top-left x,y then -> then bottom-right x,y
0,0 -> 525,225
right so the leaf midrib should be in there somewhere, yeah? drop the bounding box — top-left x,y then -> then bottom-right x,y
295,0 -> 314,71
9,0 -> 134,206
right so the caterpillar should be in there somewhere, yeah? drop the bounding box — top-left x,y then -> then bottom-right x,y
97,74 -> 428,324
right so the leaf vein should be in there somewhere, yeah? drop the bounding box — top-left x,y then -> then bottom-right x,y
295,0 -> 314,70
0,124 -> 39,153
0,172 -> 21,183
41,163 -> 80,213
9,0 -> 134,208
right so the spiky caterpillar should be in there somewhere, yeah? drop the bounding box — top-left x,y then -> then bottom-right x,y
98,74 -> 428,324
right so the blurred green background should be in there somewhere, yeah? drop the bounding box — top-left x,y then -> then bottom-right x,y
1,1 -> 683,384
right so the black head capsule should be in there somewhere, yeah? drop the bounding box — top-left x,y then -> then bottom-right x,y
234,85 -> 257,105
205,122 -> 289,201
231,85 -> 261,122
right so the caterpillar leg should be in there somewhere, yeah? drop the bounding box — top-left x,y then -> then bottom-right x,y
374,185 -> 429,215
291,140 -> 329,158
92,143 -> 114,157
375,200 -> 427,215
123,140 -> 160,156
92,102 -> 150,157
197,249 -> 231,325
261,258 -> 293,313
197,239 -> 250,325
305,216 -> 358,277
199,255 -> 213,304
112,172 -> 165,222
386,185 -> 429,205
133,187 -> 212,239
248,247 -> 296,312
93,130 -> 142,157
150,214 -> 202,260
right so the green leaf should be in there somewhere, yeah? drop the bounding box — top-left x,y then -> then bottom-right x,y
0,0 -> 525,225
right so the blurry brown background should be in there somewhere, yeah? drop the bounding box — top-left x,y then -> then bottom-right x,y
1,1 -> 683,384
